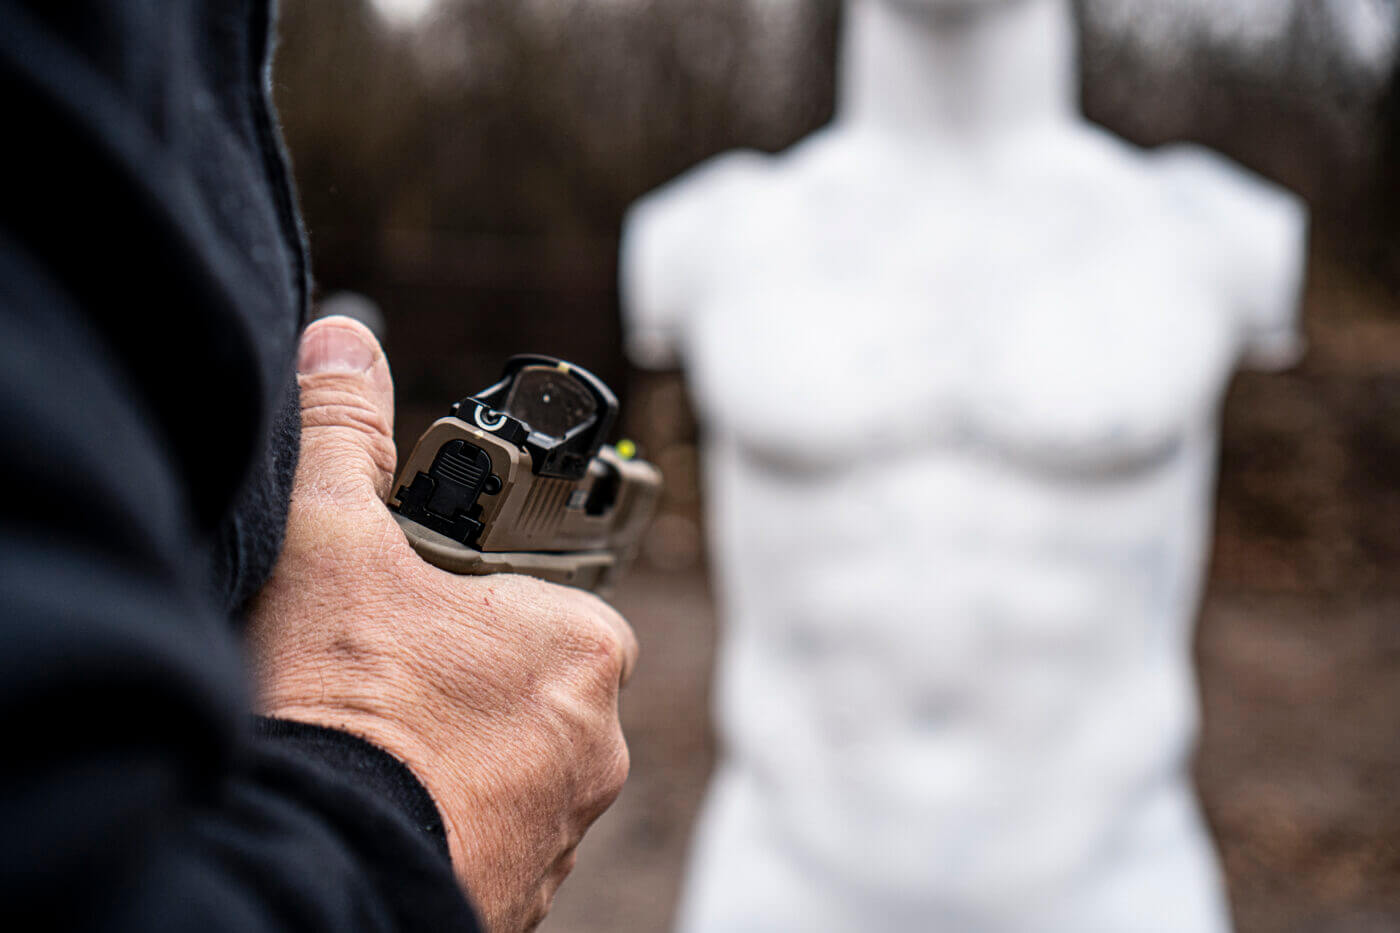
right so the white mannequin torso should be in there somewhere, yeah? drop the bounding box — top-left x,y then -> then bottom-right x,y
621,2 -> 1306,930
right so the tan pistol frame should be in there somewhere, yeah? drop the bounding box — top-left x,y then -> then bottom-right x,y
389,414 -> 662,594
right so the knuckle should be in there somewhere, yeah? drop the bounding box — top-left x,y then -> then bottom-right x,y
553,592 -> 636,678
568,719 -> 630,825
604,737 -> 630,796
585,734 -> 630,816
619,622 -> 640,663
574,616 -> 626,677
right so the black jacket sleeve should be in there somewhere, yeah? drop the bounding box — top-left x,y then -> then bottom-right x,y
0,1 -> 481,929
0,235 -> 479,932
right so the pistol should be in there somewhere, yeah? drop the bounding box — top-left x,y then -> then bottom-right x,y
389,355 -> 662,594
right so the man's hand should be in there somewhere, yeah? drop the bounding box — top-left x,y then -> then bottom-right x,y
248,316 -> 638,932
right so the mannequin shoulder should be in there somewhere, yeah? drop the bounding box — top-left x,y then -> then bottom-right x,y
1034,129 -> 1307,281
1145,143 -> 1308,324
1147,142 -> 1306,236
1035,129 -> 1304,228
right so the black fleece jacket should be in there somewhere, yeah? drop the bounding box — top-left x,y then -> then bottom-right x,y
0,1 -> 480,929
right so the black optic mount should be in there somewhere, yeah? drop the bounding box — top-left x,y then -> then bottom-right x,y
454,354 -> 618,481
392,355 -> 618,548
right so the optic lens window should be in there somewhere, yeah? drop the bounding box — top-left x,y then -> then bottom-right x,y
502,366 -> 597,438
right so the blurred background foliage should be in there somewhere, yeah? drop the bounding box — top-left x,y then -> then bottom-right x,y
274,0 -> 1399,436
274,3 -> 1400,930
275,0 -> 838,434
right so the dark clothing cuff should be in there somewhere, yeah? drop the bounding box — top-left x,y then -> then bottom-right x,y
254,717 -> 451,860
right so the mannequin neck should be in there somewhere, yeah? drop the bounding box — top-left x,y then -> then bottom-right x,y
836,0 -> 1079,143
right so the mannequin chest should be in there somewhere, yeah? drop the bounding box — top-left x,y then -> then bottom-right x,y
683,170 -> 1241,474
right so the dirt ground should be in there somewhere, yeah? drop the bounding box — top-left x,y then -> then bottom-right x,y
540,568 -> 718,933
1197,592 -> 1400,932
542,252 -> 1400,933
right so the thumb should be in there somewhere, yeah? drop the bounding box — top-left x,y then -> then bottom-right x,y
296,316 -> 397,502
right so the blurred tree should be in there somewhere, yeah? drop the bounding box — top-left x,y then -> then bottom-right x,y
274,0 -> 839,430
1079,0 -> 1400,266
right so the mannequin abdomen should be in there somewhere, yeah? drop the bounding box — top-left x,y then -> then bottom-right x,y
689,432 -> 1226,926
